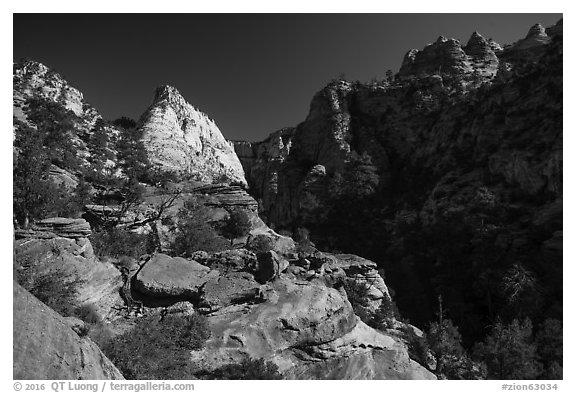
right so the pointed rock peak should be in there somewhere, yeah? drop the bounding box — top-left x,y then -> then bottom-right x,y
153,84 -> 183,103
464,32 -> 495,62
526,23 -> 547,38
436,35 -> 447,43
468,31 -> 486,43
465,31 -> 489,48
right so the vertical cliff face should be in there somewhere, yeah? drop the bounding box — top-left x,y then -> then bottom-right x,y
138,85 -> 247,187
233,20 -> 563,340
236,19 -> 562,230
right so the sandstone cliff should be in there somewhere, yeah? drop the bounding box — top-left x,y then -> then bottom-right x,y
236,19 -> 562,230
138,85 -> 247,186
233,20 -> 563,343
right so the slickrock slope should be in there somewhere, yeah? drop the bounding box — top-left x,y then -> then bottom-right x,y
123,239 -> 433,378
138,85 -> 247,186
191,277 -> 434,379
13,283 -> 124,380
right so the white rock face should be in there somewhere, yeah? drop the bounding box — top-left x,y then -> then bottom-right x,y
13,60 -> 117,171
13,60 -> 99,123
138,85 -> 247,187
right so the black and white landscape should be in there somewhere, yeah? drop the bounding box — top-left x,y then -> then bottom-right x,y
13,14 -> 562,380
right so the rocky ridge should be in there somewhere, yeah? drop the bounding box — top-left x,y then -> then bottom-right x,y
234,19 -> 563,230
232,19 -> 563,342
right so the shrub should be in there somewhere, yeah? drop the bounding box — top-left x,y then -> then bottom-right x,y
342,278 -> 372,323
399,324 -> 430,367
102,313 -> 210,380
294,227 -> 317,254
74,303 -> 101,325
247,234 -> 274,253
222,208 -> 252,242
202,358 -> 282,380
170,198 -> 229,256
369,295 -> 400,330
91,228 -> 156,259
14,260 -> 83,317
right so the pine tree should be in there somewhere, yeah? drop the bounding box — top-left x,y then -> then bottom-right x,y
88,118 -> 111,171
427,295 -> 464,376
385,69 -> 394,82
13,122 -> 60,227
25,97 -> 80,170
473,318 -> 542,379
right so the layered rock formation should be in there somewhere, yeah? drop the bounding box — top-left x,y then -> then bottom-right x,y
193,277 -> 433,379
14,229 -> 124,321
13,283 -> 124,380
234,20 -> 563,341
138,85 -> 247,186
236,19 -> 562,230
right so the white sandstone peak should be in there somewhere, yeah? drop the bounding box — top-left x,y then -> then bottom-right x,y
138,85 -> 248,187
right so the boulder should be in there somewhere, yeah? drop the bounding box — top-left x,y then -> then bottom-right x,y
286,321 -> 436,380
199,272 -> 263,312
149,301 -> 196,319
192,279 -> 356,362
133,253 -> 215,298
13,283 -> 124,380
202,249 -> 258,273
191,279 -> 434,379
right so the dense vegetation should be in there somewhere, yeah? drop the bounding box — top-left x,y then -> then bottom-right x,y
14,255 -> 83,317
100,313 -> 210,379
198,358 -> 282,380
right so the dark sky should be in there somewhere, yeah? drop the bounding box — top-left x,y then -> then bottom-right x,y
13,13 -> 562,142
